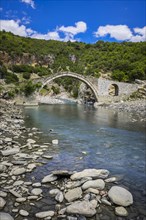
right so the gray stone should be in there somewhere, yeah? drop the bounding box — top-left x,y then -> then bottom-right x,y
55,191 -> 64,203
19,209 -> 29,216
105,177 -> 118,183
16,197 -> 27,202
13,180 -> 24,186
115,206 -> 128,216
35,211 -> 55,218
66,200 -> 96,217
65,187 -> 82,202
4,138 -> 12,142
1,148 -> 20,156
11,167 -> 26,175
0,212 -> 14,220
70,169 -> 109,180
85,188 -> 99,195
9,189 -> 22,198
27,163 -> 36,170
0,164 -> 7,172
49,189 -> 60,196
0,191 -> 7,197
82,179 -> 105,190
0,197 -> 6,208
31,188 -> 42,196
42,174 -> 57,183
27,139 -> 36,144
32,182 -> 41,187
108,186 -> 133,207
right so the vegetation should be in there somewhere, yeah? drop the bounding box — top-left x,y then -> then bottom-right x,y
0,31 -> 146,97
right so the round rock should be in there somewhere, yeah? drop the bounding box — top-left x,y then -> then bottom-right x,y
115,206 -> 128,216
19,209 -> 29,216
108,186 -> 133,207
31,188 -> 42,196
0,212 -> 14,220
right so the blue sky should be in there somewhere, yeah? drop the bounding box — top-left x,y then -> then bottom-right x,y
0,0 -> 146,43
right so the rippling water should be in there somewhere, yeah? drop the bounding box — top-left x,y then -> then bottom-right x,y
23,104 -> 146,214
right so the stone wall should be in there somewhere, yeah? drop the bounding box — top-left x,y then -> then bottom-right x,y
97,78 -> 138,96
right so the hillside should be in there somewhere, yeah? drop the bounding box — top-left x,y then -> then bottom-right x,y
0,31 -> 146,99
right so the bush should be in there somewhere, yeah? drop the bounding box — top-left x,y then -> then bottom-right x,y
51,85 -> 60,94
23,72 -> 31,79
23,81 -> 36,96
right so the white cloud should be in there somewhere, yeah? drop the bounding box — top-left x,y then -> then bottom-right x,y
0,8 -> 3,11
0,20 -> 35,37
130,26 -> 146,42
94,25 -> 146,42
59,21 -> 87,35
21,0 -> 35,9
94,25 -> 132,41
0,19 -> 87,42
31,31 -> 61,41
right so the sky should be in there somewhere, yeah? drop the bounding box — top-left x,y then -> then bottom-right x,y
0,0 -> 146,43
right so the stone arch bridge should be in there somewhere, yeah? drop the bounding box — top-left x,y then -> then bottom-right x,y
34,71 -> 138,102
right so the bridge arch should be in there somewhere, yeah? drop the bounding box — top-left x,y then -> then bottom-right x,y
38,72 -> 98,101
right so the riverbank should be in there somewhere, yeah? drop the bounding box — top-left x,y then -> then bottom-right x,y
0,99 -> 146,220
94,99 -> 146,120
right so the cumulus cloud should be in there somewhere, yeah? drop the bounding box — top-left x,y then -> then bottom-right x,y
31,31 -> 61,41
0,19 -> 87,42
59,21 -> 87,35
94,25 -> 146,42
94,25 -> 132,41
21,0 -> 35,9
0,19 -> 35,37
130,26 -> 146,42
58,21 -> 87,41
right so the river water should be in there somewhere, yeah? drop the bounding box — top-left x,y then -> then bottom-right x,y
23,104 -> 146,217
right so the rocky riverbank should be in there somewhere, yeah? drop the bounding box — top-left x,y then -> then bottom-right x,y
95,99 -> 146,121
0,99 -> 145,220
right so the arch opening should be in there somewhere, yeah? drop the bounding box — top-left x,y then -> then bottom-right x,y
108,84 -> 119,96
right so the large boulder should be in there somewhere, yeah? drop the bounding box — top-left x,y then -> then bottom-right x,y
70,169 -> 109,180
108,186 -> 133,207
0,212 -> 14,220
66,200 -> 97,217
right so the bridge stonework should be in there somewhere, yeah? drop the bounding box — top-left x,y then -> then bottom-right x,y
36,72 -> 139,102
98,78 -> 138,96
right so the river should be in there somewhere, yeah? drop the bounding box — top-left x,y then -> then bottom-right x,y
23,104 -> 146,217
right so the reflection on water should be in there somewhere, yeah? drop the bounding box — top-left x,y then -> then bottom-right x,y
23,104 -> 146,208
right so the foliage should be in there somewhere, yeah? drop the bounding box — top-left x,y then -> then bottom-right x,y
23,81 -> 36,96
51,85 -> 60,94
0,31 -> 146,85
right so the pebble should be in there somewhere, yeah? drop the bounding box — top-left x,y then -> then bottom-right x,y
19,209 -> 29,216
115,206 -> 128,216
31,188 -> 42,196
35,211 -> 55,218
0,197 -> 6,208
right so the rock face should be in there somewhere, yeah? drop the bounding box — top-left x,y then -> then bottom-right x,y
70,169 -> 109,180
82,179 -> 105,190
66,200 -> 97,217
65,187 -> 82,202
108,186 -> 133,207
